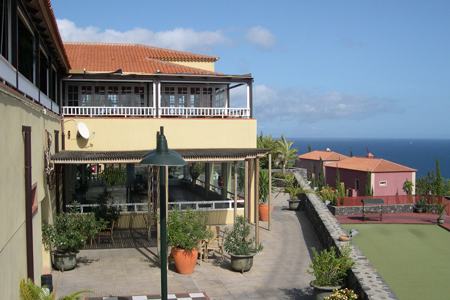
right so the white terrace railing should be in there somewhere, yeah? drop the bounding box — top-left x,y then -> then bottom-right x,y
62,106 -> 156,117
62,106 -> 249,118
66,203 -> 150,214
168,200 -> 244,211
160,107 -> 250,118
66,199 -> 244,214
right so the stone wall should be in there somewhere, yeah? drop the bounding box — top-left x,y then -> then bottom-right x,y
292,171 -> 399,300
329,204 -> 415,216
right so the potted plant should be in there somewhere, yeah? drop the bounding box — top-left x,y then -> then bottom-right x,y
166,207 -> 213,274
324,288 -> 358,300
223,216 -> 263,273
278,175 -> 312,210
189,163 -> 202,191
414,197 -> 427,213
259,169 -> 274,221
435,201 -> 448,224
93,188 -> 121,226
20,277 -> 93,300
307,246 -> 355,300
42,206 -> 105,271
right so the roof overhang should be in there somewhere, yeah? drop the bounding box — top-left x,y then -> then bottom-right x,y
62,72 -> 254,84
51,148 -> 270,164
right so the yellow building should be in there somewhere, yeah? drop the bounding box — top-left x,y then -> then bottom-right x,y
0,0 -> 266,298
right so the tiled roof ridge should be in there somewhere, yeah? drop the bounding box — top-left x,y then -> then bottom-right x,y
371,158 -> 383,172
63,42 -> 219,61
143,57 -> 223,75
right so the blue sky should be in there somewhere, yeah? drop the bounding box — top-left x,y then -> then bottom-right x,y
51,0 -> 450,139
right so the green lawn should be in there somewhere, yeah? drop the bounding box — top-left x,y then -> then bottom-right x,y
342,224 -> 450,300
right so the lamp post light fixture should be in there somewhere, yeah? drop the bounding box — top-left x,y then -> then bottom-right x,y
139,126 -> 187,300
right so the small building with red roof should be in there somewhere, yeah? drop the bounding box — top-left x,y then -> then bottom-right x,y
326,156 -> 417,197
296,149 -> 350,180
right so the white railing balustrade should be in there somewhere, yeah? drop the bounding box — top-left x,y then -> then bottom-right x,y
66,199 -> 244,214
66,203 -> 150,214
160,107 -> 249,118
168,200 -> 244,211
62,106 -> 249,118
63,106 -> 156,117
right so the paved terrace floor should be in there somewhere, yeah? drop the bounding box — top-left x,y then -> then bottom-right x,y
53,191 -> 320,300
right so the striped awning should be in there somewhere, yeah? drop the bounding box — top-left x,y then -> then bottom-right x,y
51,148 -> 270,164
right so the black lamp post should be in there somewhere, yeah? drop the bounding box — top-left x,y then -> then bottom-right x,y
140,126 -> 187,300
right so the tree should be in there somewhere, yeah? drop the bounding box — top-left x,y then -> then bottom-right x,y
317,157 -> 325,191
308,144 -> 312,152
365,171 -> 372,196
275,134 -> 298,173
402,179 -> 414,195
434,157 -> 444,196
257,132 -> 278,169
350,147 -> 353,157
335,166 -> 340,193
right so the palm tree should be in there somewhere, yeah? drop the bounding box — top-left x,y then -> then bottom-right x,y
275,134 -> 298,173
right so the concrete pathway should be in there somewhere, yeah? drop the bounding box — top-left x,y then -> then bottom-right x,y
53,190 -> 320,300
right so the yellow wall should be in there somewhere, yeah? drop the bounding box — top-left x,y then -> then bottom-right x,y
0,87 -> 60,299
63,117 -> 257,151
166,60 -> 215,72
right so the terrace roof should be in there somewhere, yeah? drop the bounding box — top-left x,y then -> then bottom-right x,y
51,148 -> 270,164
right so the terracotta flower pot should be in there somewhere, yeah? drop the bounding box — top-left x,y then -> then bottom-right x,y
259,204 -> 274,221
172,247 -> 198,274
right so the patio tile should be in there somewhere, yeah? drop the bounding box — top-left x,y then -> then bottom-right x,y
54,191 -> 318,299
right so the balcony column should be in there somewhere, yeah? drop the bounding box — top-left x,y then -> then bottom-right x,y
234,161 -> 238,223
248,80 -> 253,119
244,159 -> 249,220
221,162 -> 231,200
205,163 -> 214,198
154,81 -> 160,118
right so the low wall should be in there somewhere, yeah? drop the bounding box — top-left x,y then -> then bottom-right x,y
330,204 -> 415,215
293,172 -> 399,300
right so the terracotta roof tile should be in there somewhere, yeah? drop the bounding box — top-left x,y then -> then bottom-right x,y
63,42 -> 221,75
326,157 -> 417,173
298,150 -> 349,162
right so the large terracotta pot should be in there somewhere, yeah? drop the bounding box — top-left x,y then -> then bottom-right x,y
172,247 -> 198,274
53,251 -> 77,271
259,204 -> 274,221
230,253 -> 256,273
310,281 -> 345,300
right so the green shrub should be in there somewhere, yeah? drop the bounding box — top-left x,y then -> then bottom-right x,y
307,246 -> 355,286
224,216 -> 263,255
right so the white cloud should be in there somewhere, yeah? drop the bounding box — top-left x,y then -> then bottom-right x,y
252,85 -> 403,122
245,26 -> 277,49
56,19 -> 231,53
57,20 -> 278,53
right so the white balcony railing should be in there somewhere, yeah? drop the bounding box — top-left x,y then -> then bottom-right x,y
0,55 -> 58,113
66,199 -> 244,214
62,106 -> 250,118
160,107 -> 249,118
63,106 -> 157,117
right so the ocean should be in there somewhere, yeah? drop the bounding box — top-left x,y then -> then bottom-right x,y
290,138 -> 450,180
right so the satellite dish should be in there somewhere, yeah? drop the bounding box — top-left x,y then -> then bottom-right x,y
77,122 -> 90,139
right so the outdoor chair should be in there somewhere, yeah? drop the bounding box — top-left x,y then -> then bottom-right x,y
97,220 -> 115,245
204,225 -> 224,262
